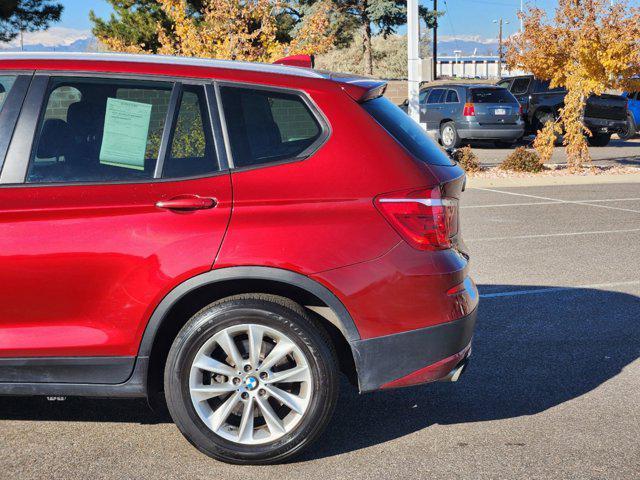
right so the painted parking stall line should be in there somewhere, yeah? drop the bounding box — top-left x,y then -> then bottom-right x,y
462,197 -> 640,209
472,187 -> 640,214
466,227 -> 640,242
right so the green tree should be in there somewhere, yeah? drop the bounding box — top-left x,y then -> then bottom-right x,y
0,0 -> 63,44
91,0 -> 308,53
333,0 -> 439,75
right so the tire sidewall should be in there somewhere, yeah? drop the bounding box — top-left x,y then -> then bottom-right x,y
441,122 -> 459,148
164,299 -> 338,464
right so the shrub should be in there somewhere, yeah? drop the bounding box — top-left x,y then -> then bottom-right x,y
452,145 -> 481,173
499,147 -> 545,172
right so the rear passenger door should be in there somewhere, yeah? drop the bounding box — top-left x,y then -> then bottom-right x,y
0,74 -> 232,380
423,88 -> 446,131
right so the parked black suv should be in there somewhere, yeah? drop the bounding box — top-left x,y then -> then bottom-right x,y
498,75 -> 628,146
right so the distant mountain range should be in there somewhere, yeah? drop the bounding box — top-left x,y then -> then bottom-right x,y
0,37 -> 95,52
0,30 -> 500,58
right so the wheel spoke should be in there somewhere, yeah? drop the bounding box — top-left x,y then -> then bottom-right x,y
237,397 -> 255,442
265,385 -> 305,414
259,339 -> 294,372
217,330 -> 244,369
209,391 -> 241,432
193,355 -> 236,377
248,325 -> 264,368
255,395 -> 285,435
264,364 -> 310,384
190,384 -> 236,402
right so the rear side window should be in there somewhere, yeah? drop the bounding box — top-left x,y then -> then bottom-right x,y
0,76 -> 17,112
220,86 -> 323,168
510,77 -> 530,95
27,77 -> 173,183
362,96 -> 454,166
470,88 -> 516,103
445,90 -> 459,103
163,85 -> 218,178
26,78 -> 219,184
427,89 -> 446,104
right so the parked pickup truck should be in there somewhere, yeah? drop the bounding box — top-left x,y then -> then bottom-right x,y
497,75 -> 629,146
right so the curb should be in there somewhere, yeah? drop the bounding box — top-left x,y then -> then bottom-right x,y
467,173 -> 640,188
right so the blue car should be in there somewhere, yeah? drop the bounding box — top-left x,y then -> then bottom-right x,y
620,91 -> 639,139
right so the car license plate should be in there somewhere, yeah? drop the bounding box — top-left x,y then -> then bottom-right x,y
494,108 -> 506,115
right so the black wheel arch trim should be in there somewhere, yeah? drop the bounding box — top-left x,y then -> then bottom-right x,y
138,266 -> 361,359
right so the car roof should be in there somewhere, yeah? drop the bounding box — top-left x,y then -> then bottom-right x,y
0,52 -> 326,79
0,52 -> 389,103
421,83 -> 504,90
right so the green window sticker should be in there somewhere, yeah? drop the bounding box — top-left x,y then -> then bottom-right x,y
99,98 -> 153,171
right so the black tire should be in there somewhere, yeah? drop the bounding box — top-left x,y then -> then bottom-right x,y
440,121 -> 461,148
164,294 -> 339,465
617,113 -> 636,140
587,132 -> 611,147
535,111 -> 562,145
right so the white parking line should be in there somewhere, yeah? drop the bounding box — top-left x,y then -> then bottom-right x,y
480,280 -> 640,299
466,227 -> 640,242
463,197 -> 640,209
472,187 -> 640,214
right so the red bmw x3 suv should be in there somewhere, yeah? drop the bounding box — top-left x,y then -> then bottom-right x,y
0,53 -> 478,464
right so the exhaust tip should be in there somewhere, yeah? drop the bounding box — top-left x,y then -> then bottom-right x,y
442,359 -> 469,382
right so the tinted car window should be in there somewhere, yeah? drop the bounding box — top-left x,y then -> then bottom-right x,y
163,85 -> 219,178
533,79 -> 565,93
470,88 -> 516,103
27,77 -> 172,183
496,80 -> 511,89
445,90 -> 459,103
510,77 -> 530,95
362,96 -> 454,166
220,86 -> 322,168
427,89 -> 445,104
0,75 -> 17,112
419,89 -> 429,103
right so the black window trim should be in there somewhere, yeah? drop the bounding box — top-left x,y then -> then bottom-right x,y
0,71 -> 230,187
214,80 -> 331,172
445,89 -> 460,104
511,77 -> 531,95
0,72 -> 33,177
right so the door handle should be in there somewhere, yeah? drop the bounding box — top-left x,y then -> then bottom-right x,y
156,195 -> 217,211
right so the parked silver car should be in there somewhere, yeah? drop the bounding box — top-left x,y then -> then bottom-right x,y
403,84 -> 525,148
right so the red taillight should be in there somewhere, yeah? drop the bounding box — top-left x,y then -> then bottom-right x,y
463,103 -> 475,116
374,187 -> 459,251
518,104 -> 523,116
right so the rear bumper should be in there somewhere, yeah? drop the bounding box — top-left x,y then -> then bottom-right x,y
351,307 -> 477,392
584,116 -> 627,133
458,125 -> 524,141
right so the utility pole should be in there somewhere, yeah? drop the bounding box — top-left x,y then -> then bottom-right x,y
520,0 -> 523,32
493,18 -> 509,79
407,0 -> 420,123
432,0 -> 438,81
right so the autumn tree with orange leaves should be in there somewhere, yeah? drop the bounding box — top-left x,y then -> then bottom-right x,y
507,0 -> 640,168
98,0 -> 334,62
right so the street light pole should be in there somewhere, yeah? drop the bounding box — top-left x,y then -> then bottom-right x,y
407,0 -> 421,123
493,18 -> 509,79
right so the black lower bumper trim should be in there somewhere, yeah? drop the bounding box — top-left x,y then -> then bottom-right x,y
352,308 -> 477,392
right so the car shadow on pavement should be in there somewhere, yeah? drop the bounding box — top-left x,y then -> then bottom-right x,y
0,284 -> 638,460
301,283 -> 640,460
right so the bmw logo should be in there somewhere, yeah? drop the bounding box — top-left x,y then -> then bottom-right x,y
244,376 -> 258,391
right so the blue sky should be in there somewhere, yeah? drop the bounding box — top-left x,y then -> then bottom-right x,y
49,0 -> 640,43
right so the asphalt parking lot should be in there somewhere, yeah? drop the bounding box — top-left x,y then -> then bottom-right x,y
1,182 -> 639,480
471,136 -> 640,166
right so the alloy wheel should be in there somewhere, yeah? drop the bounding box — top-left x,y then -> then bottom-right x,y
189,324 -> 313,445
